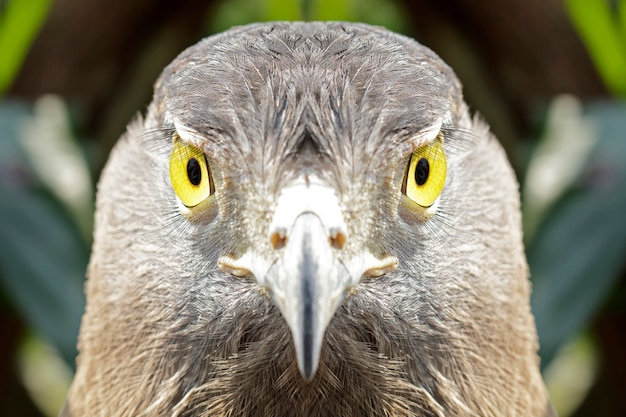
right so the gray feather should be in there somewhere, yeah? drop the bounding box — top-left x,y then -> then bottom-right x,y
63,22 -> 553,417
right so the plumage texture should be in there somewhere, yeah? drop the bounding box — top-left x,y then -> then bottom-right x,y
63,22 -> 555,416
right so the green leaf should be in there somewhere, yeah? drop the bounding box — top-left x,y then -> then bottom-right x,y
0,0 -> 52,94
529,102 -> 626,369
564,0 -> 626,96
620,0 -> 626,45
0,189 -> 87,368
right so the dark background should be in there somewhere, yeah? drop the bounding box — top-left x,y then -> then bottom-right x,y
1,0 -> 625,415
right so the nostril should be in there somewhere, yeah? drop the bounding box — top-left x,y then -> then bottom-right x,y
329,230 -> 346,250
270,230 -> 287,250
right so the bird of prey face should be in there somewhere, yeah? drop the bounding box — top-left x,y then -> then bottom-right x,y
63,22 -> 554,417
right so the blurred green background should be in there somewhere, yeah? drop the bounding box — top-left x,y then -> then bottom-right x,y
1,0 -> 625,415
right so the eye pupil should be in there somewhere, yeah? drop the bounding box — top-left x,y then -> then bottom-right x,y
414,158 -> 430,186
187,158 -> 202,186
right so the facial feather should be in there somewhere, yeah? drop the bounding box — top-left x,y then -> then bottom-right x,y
63,22 -> 554,417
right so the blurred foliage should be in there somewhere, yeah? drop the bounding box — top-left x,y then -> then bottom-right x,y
527,100 -> 626,368
564,0 -> 626,96
0,0 -> 625,416
0,0 -> 51,94
210,0 -> 406,32
0,100 -> 87,367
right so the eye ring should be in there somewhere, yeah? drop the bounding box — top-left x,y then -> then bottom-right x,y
169,134 -> 214,207
402,135 -> 446,208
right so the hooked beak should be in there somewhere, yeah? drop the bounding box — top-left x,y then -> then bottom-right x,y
267,211 -> 349,379
219,181 -> 397,380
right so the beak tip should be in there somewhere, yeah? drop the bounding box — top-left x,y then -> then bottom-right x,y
300,361 -> 317,382
300,344 -> 318,381
296,323 -> 320,381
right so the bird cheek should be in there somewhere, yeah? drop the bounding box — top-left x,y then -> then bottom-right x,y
397,194 -> 442,225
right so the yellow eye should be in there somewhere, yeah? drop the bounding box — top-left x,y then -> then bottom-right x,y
169,135 -> 214,207
403,135 -> 446,208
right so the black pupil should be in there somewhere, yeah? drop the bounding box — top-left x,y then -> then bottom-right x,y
187,158 -> 202,186
414,158 -> 430,186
